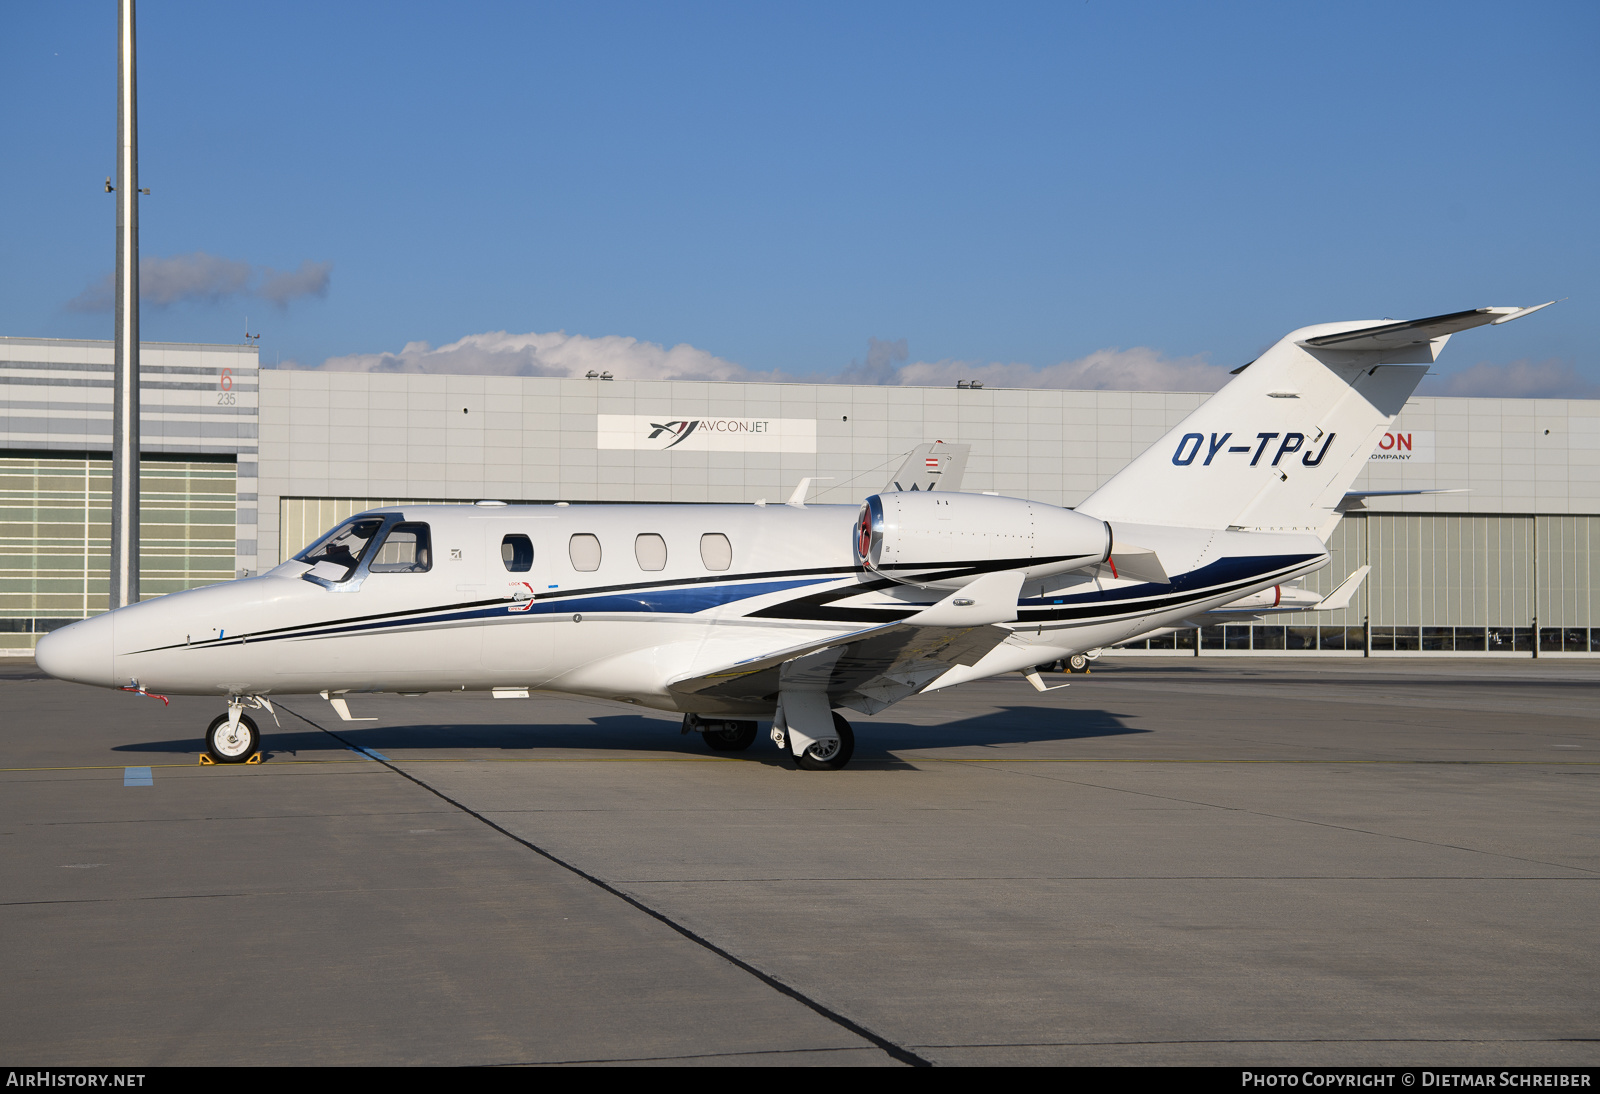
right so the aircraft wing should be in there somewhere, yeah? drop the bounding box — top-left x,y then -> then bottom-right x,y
667,622 -> 1010,716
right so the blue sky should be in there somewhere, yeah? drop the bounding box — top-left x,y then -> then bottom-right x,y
3,1 -> 1596,393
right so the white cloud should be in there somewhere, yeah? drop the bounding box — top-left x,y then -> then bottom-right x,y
299,329 -> 776,382
1420,358 -> 1598,399
66,252 -> 332,313
291,330 -> 1224,392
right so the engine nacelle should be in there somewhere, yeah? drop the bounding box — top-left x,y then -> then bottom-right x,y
855,492 -> 1112,590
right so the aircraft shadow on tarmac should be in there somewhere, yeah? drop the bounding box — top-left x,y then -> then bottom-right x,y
111,705 -> 1146,764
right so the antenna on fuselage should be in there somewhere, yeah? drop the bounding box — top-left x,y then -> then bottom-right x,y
786,477 -> 834,508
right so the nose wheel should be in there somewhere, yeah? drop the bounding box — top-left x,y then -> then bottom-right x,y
206,712 -> 260,764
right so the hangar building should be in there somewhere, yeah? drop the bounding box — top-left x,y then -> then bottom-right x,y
3,334 -> 1595,657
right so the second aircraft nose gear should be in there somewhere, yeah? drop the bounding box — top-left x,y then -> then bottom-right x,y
682,714 -> 759,753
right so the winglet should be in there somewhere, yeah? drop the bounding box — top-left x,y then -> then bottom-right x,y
1491,300 -> 1557,325
1314,565 -> 1371,612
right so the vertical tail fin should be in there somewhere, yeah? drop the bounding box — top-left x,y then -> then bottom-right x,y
1076,306 -> 1550,538
883,441 -> 970,493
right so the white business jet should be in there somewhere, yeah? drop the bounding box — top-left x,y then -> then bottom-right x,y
36,305 -> 1551,769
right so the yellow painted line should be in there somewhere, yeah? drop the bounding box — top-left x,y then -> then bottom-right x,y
0,759 -> 371,772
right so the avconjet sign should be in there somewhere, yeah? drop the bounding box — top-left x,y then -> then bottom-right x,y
597,415 -> 817,453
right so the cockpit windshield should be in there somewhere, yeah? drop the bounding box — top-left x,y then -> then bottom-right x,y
295,518 -> 385,582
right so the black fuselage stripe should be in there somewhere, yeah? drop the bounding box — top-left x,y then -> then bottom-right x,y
136,555 -> 1318,654
140,565 -> 864,653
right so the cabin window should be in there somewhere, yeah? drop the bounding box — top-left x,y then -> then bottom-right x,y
569,533 -> 602,572
700,532 -> 732,571
502,534 -> 534,573
634,533 -> 667,571
369,522 -> 432,573
296,517 -> 385,582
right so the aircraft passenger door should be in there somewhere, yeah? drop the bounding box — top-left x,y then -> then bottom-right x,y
482,526 -> 555,684
346,518 -> 481,678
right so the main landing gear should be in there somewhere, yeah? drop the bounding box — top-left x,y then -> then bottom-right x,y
205,696 -> 269,764
683,710 -> 856,770
794,712 -> 855,771
771,710 -> 856,771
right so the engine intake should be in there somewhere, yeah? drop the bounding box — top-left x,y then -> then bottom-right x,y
856,492 -> 1112,590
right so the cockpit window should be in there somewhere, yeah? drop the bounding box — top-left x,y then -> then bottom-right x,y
296,518 -> 385,582
369,523 -> 432,573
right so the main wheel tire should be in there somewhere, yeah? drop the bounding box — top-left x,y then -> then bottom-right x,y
206,712 -> 259,764
703,720 -> 757,752
795,712 -> 855,771
1068,653 -> 1089,672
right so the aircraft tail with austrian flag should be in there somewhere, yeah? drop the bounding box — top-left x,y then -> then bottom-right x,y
1076,304 -> 1554,540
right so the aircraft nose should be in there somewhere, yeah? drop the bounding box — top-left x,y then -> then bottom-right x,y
34,616 -> 116,687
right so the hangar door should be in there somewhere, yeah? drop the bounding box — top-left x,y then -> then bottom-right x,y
1,453 -> 237,652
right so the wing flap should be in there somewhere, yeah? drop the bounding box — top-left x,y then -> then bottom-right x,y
667,622 -> 1010,714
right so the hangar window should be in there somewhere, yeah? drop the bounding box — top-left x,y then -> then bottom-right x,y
296,517 -> 385,582
700,533 -> 732,571
569,533 -> 602,572
634,533 -> 667,571
369,523 -> 432,573
502,534 -> 534,573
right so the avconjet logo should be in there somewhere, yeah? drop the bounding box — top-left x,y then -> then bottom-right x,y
645,419 -> 774,449
647,420 -> 700,449
599,414 -> 814,453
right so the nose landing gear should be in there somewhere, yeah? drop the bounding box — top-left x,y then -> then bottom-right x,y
204,696 -> 271,764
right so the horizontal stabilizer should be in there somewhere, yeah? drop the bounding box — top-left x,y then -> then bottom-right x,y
1300,304 -> 1553,351
1338,488 -> 1467,512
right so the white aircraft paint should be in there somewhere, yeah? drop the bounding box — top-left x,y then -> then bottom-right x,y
35,306 -> 1551,769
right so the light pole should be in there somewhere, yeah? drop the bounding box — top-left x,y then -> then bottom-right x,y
109,0 -> 140,609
